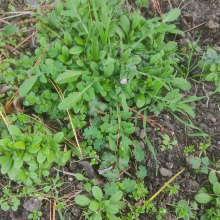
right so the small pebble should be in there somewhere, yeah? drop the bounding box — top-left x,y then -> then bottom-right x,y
210,116 -> 216,123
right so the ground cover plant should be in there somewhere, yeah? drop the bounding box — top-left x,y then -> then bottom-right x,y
0,0 -> 220,219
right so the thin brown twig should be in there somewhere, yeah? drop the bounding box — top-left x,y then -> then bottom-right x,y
184,22 -> 206,33
53,200 -> 56,220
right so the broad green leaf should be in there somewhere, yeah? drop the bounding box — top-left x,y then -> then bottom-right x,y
64,32 -> 72,46
25,177 -> 33,186
92,186 -> 103,202
37,150 -> 47,164
119,49 -> 132,63
120,15 -> 130,35
52,132 -> 64,144
105,204 -> 119,214
213,182 -> 220,195
69,46 -> 84,54
61,150 -> 71,163
14,158 -> 23,170
89,201 -> 99,211
43,186 -> 50,192
58,82 -> 95,110
132,17 -> 140,30
56,70 -> 83,84
58,55 -> 67,63
75,195 -> 90,206
1,154 -> 11,166
27,145 -> 39,154
171,78 -> 191,90
4,25 -> 18,36
1,158 -> 13,174
109,190 -> 123,204
195,193 -> 214,204
8,125 -> 22,136
150,53 -> 160,64
104,64 -> 114,78
1,202 -> 9,211
42,170 -> 50,176
14,141 -> 25,149
19,75 -> 39,97
91,36 -> 99,62
47,151 -> 55,163
75,36 -> 85,45
32,136 -> 42,145
209,170 -> 218,185
75,173 -> 85,180
136,94 -> 145,108
162,8 -> 181,23
41,146 -> 50,155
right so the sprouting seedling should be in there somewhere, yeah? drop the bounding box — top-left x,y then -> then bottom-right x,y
160,134 -> 177,151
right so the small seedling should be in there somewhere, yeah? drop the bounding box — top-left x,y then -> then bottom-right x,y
28,210 -> 43,220
184,145 -> 195,157
189,156 -> 209,174
160,134 -> 177,151
175,200 -> 196,220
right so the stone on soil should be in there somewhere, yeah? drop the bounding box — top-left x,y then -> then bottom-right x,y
159,167 -> 173,177
23,197 -> 42,212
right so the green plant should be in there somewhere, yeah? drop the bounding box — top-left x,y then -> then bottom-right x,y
131,180 -> 148,201
198,47 -> 220,87
162,185 -> 180,196
160,134 -> 177,151
75,186 -> 125,219
28,209 -> 43,220
135,0 -> 148,8
0,125 -> 71,186
199,140 -> 210,157
175,200 -> 196,220
183,145 -> 195,157
0,184 -> 20,211
195,170 -> 220,216
189,156 -> 209,174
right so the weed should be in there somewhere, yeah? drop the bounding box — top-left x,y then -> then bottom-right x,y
184,145 -> 195,157
160,134 -> 177,151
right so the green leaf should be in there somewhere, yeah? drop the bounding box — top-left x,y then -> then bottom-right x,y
162,8 -> 181,23
84,182 -> 91,192
120,49 -> 132,63
136,94 -> 145,108
104,64 -> 114,78
4,25 -> 18,36
123,127 -> 135,134
91,36 -> 99,62
75,173 -> 85,180
109,190 -> 123,204
171,77 -> 191,90
150,53 -> 160,64
1,154 -> 11,166
190,157 -> 201,169
41,146 -> 50,155
42,170 -> 50,176
37,150 -> 47,164
213,182 -> 220,195
122,178 -> 136,193
47,151 -> 55,163
43,186 -> 50,193
14,158 -> 23,170
8,125 -> 22,136
14,141 -> 25,149
92,186 -> 103,202
145,135 -> 158,175
120,15 -> 130,35
58,82 -> 94,110
93,139 -> 105,151
136,165 -> 147,179
64,32 -> 72,46
19,75 -> 39,97
75,195 -> 90,206
52,132 -> 64,144
69,46 -> 84,54
1,158 -> 13,174
209,170 -> 218,185
195,193 -> 214,204
61,150 -> 71,163
56,70 -> 83,84
89,201 -> 99,211
32,136 -> 42,145
105,204 -> 119,214
104,182 -> 118,196
58,55 -> 67,63
1,202 -> 10,211
75,36 -> 85,45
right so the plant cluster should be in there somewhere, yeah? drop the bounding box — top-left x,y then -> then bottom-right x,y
160,134 -> 177,151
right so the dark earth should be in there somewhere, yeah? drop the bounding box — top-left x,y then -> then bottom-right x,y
0,0 -> 220,219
